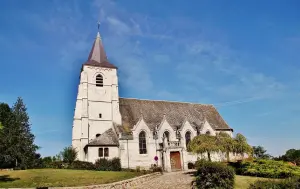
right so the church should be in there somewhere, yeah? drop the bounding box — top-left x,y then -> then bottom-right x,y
72,30 -> 233,172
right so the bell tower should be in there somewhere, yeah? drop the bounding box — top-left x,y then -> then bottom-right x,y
72,28 -> 121,161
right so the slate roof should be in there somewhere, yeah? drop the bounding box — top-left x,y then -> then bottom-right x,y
86,128 -> 119,146
83,32 -> 117,69
119,98 -> 232,132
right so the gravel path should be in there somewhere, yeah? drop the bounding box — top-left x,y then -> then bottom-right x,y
134,171 -> 195,189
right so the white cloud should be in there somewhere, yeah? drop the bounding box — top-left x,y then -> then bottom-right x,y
106,16 -> 131,34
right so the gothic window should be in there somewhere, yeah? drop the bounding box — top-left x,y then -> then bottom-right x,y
104,148 -> 109,157
96,74 -> 103,87
139,131 -> 147,154
185,131 -> 191,148
163,131 -> 170,142
98,148 -> 103,157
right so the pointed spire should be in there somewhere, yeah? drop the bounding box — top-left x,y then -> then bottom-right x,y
87,31 -> 107,64
84,22 -> 117,69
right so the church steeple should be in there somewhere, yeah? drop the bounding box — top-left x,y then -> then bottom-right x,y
84,25 -> 117,69
87,32 -> 107,64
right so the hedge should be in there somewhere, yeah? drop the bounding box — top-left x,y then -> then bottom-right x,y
235,159 -> 300,178
195,160 -> 235,189
248,177 -> 300,189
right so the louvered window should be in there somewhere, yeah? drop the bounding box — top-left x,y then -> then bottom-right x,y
96,74 -> 103,87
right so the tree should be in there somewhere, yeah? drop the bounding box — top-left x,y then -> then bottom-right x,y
0,98 -> 39,169
234,133 -> 252,159
188,134 -> 221,161
0,103 -> 15,168
252,146 -> 271,159
41,156 -> 53,167
11,97 -> 39,168
282,149 -> 300,165
217,132 -> 235,162
61,146 -> 78,164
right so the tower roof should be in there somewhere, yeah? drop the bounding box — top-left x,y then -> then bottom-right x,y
84,31 -> 117,69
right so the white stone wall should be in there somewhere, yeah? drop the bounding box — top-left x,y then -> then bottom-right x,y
120,119 -> 158,170
72,65 -> 121,161
118,119 -> 234,171
87,146 -> 119,163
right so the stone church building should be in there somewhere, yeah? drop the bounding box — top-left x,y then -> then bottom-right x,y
72,30 -> 233,172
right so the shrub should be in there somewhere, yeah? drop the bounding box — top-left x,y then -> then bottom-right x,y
238,159 -> 300,178
41,156 -> 53,168
150,164 -> 163,173
110,158 -> 121,171
49,161 -> 64,169
195,161 -> 235,189
95,158 -> 110,171
61,146 -> 78,164
95,158 -> 121,171
195,159 -> 208,170
135,166 -> 141,172
248,177 -> 300,189
69,161 -> 95,170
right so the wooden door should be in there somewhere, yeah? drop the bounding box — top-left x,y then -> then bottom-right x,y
170,151 -> 181,170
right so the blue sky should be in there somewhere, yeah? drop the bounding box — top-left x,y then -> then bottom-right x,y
0,0 -> 300,157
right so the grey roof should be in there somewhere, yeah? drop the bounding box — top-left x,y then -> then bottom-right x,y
119,98 -> 232,131
87,128 -> 119,146
84,32 -> 117,69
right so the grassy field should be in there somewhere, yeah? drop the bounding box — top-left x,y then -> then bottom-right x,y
235,175 -> 274,189
0,169 -> 141,187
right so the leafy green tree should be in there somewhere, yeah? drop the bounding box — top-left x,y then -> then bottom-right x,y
282,149 -> 300,165
42,156 -> 53,167
234,133 -> 253,159
252,145 -> 272,159
253,146 -> 267,158
61,146 -> 78,164
188,135 -> 221,161
217,132 -> 235,162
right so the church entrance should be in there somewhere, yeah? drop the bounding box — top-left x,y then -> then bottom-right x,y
170,151 -> 181,171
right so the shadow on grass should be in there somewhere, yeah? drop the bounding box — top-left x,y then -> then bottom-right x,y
0,175 -> 20,182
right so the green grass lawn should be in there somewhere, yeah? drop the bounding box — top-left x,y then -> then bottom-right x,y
235,175 -> 275,189
0,169 -> 141,187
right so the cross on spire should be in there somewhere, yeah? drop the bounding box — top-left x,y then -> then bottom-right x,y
97,21 -> 101,31
83,21 -> 117,69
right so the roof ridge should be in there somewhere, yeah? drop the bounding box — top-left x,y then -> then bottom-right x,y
119,97 -> 214,107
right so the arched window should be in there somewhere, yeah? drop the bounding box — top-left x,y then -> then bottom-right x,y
96,74 -> 103,87
185,131 -> 191,148
139,131 -> 147,154
96,133 -> 101,137
163,131 -> 170,142
206,131 -> 211,135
